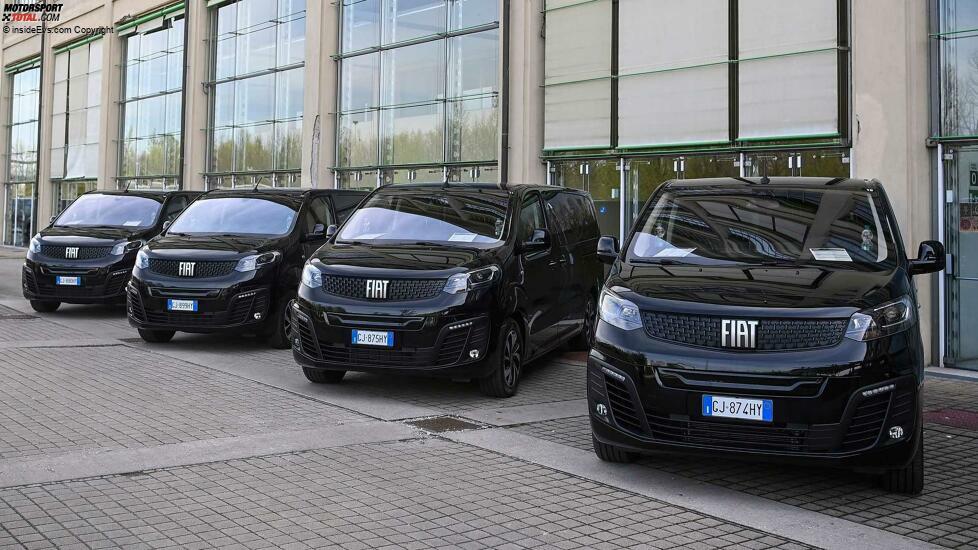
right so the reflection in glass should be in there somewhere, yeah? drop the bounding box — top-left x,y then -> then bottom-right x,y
451,0 -> 498,30
339,112 -> 379,167
385,0 -> 446,44
342,0 -> 381,53
382,41 -> 446,106
3,183 -> 35,247
383,104 -> 445,165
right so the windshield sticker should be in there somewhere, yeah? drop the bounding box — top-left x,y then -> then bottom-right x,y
448,233 -> 478,242
654,247 -> 696,258
810,248 -> 853,262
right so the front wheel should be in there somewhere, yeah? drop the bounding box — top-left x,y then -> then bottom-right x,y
138,329 -> 175,343
478,319 -> 523,398
303,368 -> 346,384
265,296 -> 295,349
569,294 -> 597,351
880,426 -> 924,494
29,300 -> 60,313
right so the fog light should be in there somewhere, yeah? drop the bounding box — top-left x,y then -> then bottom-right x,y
469,349 -> 480,359
253,312 -> 262,320
889,426 -> 904,440
595,403 -> 608,416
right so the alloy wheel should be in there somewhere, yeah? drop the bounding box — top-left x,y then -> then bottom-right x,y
501,327 -> 522,389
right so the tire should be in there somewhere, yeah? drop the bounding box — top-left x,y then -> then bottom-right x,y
303,368 -> 346,384
592,435 -> 636,463
265,296 -> 295,349
29,300 -> 60,313
880,426 -> 924,495
569,294 -> 597,351
478,318 -> 524,398
138,329 -> 175,343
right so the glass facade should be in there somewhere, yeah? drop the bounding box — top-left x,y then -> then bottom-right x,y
336,0 -> 500,188
4,64 -> 40,247
119,11 -> 185,191
207,0 -> 306,189
50,39 -> 101,213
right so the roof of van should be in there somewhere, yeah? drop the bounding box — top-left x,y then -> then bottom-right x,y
380,183 -> 583,194
663,177 -> 880,190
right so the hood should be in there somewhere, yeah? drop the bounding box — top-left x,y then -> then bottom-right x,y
314,242 -> 502,277
145,234 -> 279,259
38,225 -> 150,246
611,263 -> 907,313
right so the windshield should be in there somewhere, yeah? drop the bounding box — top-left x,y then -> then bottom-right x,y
55,194 -> 162,229
337,192 -> 509,245
627,187 -> 898,270
168,197 -> 298,237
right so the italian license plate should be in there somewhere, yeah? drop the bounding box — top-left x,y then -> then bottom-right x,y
55,276 -> 80,286
702,395 -> 773,422
166,299 -> 198,312
351,329 -> 394,347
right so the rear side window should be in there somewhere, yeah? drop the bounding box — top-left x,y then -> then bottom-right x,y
162,195 -> 189,221
304,196 -> 334,232
332,193 -> 364,222
518,194 -> 546,242
544,191 -> 598,245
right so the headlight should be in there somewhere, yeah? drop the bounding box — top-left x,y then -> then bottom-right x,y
598,289 -> 643,331
135,249 -> 150,269
443,265 -> 500,294
111,240 -> 144,256
28,235 -> 41,253
235,251 -> 281,272
301,264 -> 323,288
845,295 -> 915,341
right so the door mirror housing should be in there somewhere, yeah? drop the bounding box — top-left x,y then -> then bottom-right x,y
49,215 -> 56,225
302,223 -> 326,242
325,224 -> 338,238
597,236 -> 619,264
909,240 -> 946,276
522,228 -> 550,252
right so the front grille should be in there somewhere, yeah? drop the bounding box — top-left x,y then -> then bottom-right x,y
22,268 -> 37,294
129,287 -> 267,327
148,259 -> 237,279
293,315 -> 488,369
642,311 -> 847,351
39,245 -> 112,260
323,275 -> 445,301
645,414 -> 817,453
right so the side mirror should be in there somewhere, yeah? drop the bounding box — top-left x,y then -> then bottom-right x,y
302,223 -> 326,242
597,236 -> 619,264
162,220 -> 172,231
325,224 -> 338,238
49,215 -> 56,224
522,228 -> 550,252
909,240 -> 946,276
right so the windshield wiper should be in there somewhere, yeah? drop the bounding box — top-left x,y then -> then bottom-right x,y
629,258 -> 688,266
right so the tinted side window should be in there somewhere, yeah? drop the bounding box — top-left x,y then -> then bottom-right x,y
162,196 -> 188,221
332,193 -> 364,222
518,194 -> 546,242
305,196 -> 334,232
544,191 -> 596,245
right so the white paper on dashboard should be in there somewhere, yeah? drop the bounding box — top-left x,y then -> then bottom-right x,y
653,247 -> 695,258
448,233 -> 478,242
810,248 -> 852,262
123,220 -> 141,226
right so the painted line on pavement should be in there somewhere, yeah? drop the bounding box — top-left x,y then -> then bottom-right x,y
459,399 -> 588,426
443,428 -> 940,550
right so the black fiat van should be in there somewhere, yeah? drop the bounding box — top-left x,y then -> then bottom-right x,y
23,190 -> 199,312
128,188 -> 366,347
292,183 -> 604,397
588,177 -> 944,494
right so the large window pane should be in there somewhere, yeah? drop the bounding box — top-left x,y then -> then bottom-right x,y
383,103 -> 444,164
544,80 -> 611,149
383,40 -> 445,105
739,0 -> 836,59
52,41 -> 101,181
738,50 -> 837,139
544,0 -> 611,85
339,111 -> 379,167
941,1 -> 978,136
619,65 -> 728,146
4,183 -> 35,247
448,97 -> 497,162
619,0 -> 726,74
448,29 -> 498,99
342,0 -> 381,53
384,0 -> 446,44
451,0 -> 498,30
341,53 -> 379,111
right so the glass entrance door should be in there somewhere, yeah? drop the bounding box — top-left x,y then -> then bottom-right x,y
943,145 -> 978,369
552,160 -> 620,238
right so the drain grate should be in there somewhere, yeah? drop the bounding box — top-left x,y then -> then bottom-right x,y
924,408 -> 978,431
405,416 -> 484,433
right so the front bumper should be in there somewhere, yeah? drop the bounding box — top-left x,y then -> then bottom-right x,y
22,259 -> 132,304
587,322 -> 924,470
127,277 -> 270,333
291,296 -> 493,377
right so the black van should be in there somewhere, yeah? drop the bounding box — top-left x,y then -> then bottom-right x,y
292,183 -> 604,397
588,177 -> 944,494
128,188 -> 367,347
23,190 -> 199,312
